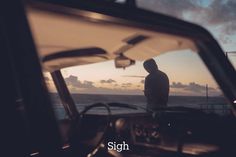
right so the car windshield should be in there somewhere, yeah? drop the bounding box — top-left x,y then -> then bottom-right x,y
26,1 -> 232,120
44,48 -> 230,119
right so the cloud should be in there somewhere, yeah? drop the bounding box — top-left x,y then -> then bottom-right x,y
137,0 -> 236,43
170,82 -> 223,96
121,83 -> 132,87
100,79 -> 116,84
170,82 -> 187,88
137,0 -> 200,18
83,81 -> 95,88
206,1 -> 236,30
122,83 -> 132,86
59,75 -> 142,95
65,75 -> 95,88
185,82 -> 215,92
171,82 -> 215,93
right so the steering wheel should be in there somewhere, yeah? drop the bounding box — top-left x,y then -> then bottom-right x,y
69,102 -> 149,157
69,102 -> 202,156
69,103 -> 111,157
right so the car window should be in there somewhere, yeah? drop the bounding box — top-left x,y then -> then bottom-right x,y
42,48 -> 230,119
30,1 -> 233,120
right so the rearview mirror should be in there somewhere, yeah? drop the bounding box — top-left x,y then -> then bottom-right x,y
114,55 -> 135,69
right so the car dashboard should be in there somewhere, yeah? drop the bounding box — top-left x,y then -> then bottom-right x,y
70,109 -> 236,157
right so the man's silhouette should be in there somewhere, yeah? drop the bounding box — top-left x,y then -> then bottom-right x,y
143,59 -> 169,110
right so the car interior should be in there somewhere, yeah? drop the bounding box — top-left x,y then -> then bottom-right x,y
1,0 -> 236,157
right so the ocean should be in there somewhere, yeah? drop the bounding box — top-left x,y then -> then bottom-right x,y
49,93 -> 229,119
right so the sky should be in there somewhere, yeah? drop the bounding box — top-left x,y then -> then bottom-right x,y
137,0 -> 236,51
44,0 -> 236,96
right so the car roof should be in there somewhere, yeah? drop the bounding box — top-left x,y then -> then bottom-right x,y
27,4 -> 196,72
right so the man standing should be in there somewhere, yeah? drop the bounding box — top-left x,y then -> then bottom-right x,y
143,59 -> 169,111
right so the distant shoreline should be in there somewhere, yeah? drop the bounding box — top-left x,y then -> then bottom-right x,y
49,92 -> 224,98
49,93 -> 227,107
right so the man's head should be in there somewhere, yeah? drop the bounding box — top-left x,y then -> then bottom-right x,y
143,58 -> 158,73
